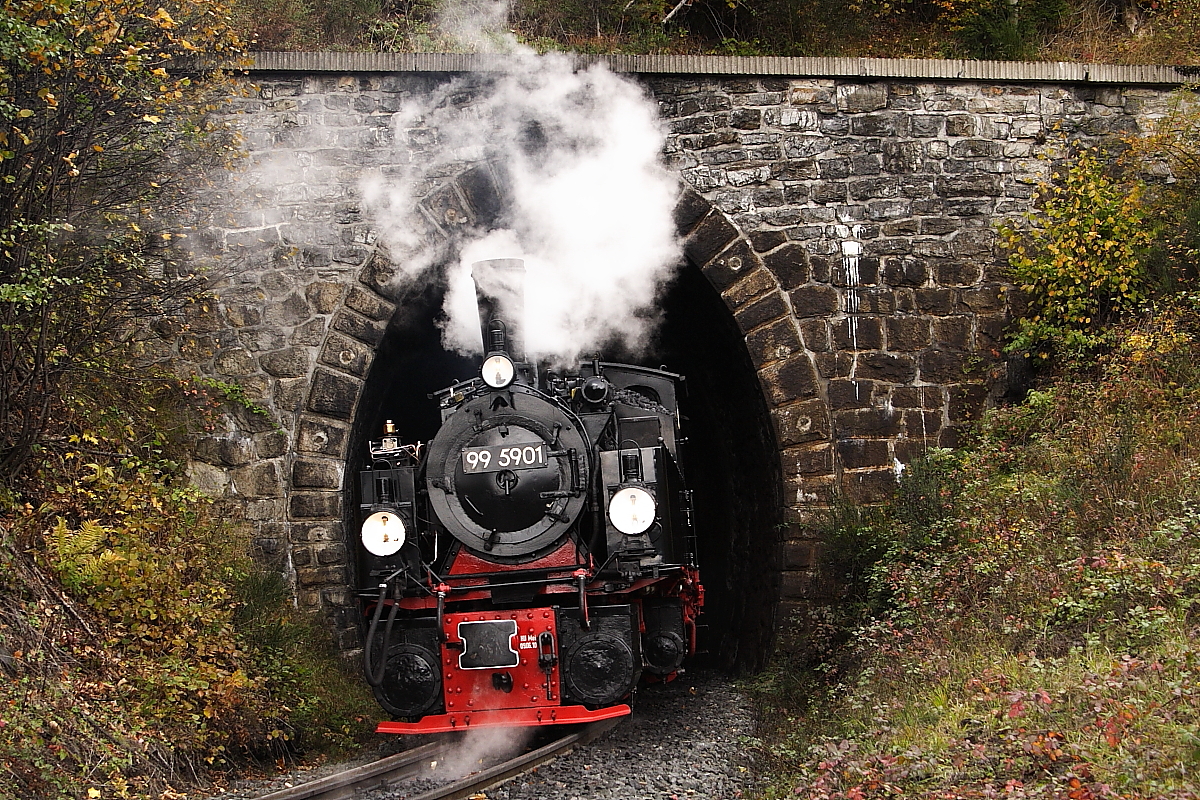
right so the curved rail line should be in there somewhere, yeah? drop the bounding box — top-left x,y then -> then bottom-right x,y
253,718 -> 622,800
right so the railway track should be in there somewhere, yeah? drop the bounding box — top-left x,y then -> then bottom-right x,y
253,718 -> 622,800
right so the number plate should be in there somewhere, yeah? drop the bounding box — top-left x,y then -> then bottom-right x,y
457,620 -> 520,669
462,443 -> 548,474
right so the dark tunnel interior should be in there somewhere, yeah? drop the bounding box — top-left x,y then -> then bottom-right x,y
346,261 -> 784,674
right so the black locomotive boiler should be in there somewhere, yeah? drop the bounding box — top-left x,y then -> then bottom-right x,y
354,258 -> 704,733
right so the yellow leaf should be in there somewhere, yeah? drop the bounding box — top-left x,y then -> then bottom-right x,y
150,7 -> 176,27
142,115 -> 162,124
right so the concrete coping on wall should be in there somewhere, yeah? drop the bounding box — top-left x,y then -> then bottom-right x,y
244,51 -> 1196,85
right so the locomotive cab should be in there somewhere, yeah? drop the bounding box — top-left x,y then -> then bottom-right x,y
353,259 -> 703,733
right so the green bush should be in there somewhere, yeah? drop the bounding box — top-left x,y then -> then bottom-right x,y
953,0 -> 1068,59
751,309 -> 1200,799
0,0 -> 243,481
0,383 -> 375,799
1001,148 -> 1156,362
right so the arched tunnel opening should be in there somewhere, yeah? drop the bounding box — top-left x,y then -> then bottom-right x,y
346,260 -> 783,674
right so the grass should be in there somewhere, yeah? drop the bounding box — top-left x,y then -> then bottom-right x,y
0,380 -> 378,800
747,306 -> 1200,799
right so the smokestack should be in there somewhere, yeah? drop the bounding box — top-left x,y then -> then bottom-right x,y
472,258 -> 527,362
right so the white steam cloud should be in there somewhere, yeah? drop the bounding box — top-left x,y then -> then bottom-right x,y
360,8 -> 681,365
427,725 -> 532,780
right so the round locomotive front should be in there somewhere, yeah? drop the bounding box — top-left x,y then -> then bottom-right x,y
423,386 -> 590,559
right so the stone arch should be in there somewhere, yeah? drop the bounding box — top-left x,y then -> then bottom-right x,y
184,64 -> 1187,663
284,161 -> 804,666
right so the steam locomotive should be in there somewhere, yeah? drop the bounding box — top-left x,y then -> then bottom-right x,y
354,259 -> 704,734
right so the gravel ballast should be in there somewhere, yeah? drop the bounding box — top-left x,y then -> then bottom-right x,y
217,670 -> 755,800
484,670 -> 756,800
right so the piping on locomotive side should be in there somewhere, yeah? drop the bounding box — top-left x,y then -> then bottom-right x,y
355,258 -> 704,734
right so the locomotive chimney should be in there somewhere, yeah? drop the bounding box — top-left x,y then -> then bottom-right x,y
471,258 -> 527,363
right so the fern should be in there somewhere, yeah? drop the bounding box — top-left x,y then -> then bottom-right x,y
45,519 -> 110,591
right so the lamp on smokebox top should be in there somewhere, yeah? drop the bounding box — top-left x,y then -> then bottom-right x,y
473,259 -> 526,390
480,315 -> 516,389
482,352 -> 515,389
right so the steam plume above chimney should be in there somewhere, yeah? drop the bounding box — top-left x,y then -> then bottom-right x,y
358,8 -> 682,367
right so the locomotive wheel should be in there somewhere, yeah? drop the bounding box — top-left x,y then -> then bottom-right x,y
372,643 -> 443,719
561,633 -> 637,707
644,630 -> 687,675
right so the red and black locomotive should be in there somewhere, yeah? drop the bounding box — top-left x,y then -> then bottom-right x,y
354,259 -> 704,734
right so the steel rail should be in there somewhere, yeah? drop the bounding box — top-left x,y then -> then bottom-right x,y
253,741 -> 446,800
251,718 -> 621,800
406,717 -> 622,800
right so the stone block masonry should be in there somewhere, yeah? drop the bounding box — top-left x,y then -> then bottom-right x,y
171,54 -> 1180,650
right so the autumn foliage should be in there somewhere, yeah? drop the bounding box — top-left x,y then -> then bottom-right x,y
0,4 -> 377,799
0,0 -> 242,480
752,309 -> 1200,799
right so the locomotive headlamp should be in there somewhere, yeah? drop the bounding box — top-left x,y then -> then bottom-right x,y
580,376 -> 611,404
361,510 -> 406,557
608,486 -> 656,535
481,354 -> 515,389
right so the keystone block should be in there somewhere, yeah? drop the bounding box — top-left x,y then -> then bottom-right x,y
457,164 -> 504,225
